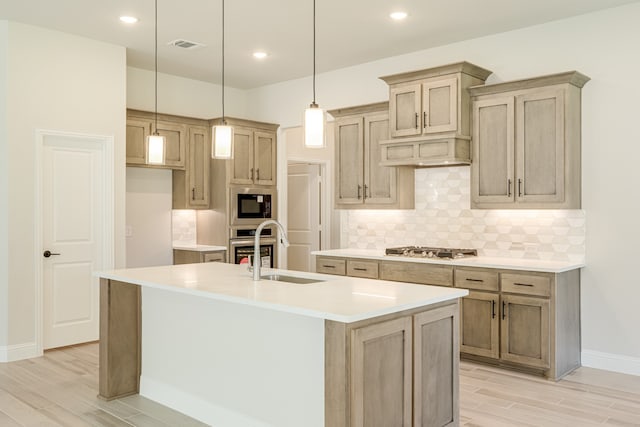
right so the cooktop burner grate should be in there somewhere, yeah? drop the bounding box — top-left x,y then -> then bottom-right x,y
385,246 -> 478,259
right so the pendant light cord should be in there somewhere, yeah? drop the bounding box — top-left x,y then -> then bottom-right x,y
221,0 -> 226,122
312,0 -> 316,105
154,0 -> 159,134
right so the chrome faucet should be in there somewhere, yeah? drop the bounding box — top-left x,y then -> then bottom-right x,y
253,220 -> 290,281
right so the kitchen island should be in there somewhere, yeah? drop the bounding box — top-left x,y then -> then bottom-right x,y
96,262 -> 468,427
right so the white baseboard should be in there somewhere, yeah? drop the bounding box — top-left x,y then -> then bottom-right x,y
582,350 -> 640,376
0,342 -> 39,363
140,376 -> 271,427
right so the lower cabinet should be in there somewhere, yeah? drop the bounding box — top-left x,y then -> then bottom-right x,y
317,255 -> 580,380
326,302 -> 459,427
173,249 -> 226,264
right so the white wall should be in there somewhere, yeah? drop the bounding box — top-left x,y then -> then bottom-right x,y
1,22 -> 126,358
0,21 -> 9,350
125,168 -> 173,268
127,67 -> 248,119
247,4 -> 640,371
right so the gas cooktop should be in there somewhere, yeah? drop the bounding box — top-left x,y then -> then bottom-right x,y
385,246 -> 478,259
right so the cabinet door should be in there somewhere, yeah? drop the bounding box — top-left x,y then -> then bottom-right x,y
187,126 -> 210,207
460,291 -> 499,359
389,83 -> 422,137
414,304 -> 459,427
254,131 -> 276,186
364,113 -> 397,205
423,77 -> 458,134
229,128 -> 254,185
335,117 -> 364,205
351,316 -> 412,427
126,119 -> 151,165
471,96 -> 515,205
516,89 -> 565,204
155,121 -> 187,169
501,294 -> 550,369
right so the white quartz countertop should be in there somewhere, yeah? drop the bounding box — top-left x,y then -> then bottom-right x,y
95,262 -> 467,323
312,249 -> 584,273
172,244 -> 227,252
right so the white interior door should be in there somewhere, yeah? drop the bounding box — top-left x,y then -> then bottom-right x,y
42,134 -> 104,349
287,163 -> 321,272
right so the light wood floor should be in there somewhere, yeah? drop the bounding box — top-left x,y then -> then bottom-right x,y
1,343 -> 639,426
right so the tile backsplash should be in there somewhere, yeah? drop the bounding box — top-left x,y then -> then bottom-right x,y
341,167 -> 585,263
172,210 -> 197,245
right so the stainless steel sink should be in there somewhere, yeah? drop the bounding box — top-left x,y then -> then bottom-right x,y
260,274 -> 324,284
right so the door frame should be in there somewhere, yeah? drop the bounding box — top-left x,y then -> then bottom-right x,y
33,129 -> 115,355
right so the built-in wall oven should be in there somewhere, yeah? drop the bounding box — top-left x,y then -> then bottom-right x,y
229,226 -> 276,267
230,187 -> 275,226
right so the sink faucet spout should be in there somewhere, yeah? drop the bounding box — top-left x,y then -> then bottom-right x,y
253,220 -> 289,281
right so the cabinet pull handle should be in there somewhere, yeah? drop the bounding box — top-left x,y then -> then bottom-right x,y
507,179 -> 512,197
363,184 -> 368,199
357,185 -> 362,199
251,168 -> 254,180
491,300 -> 496,319
514,282 -> 534,287
465,278 -> 484,283
423,111 -> 427,129
518,178 -> 523,197
191,188 -> 195,200
322,265 -> 335,269
415,112 -> 419,129
256,169 -> 260,180
502,301 -> 507,320
353,267 -> 368,271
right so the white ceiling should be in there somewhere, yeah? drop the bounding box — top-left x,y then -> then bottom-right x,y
1,0 -> 638,89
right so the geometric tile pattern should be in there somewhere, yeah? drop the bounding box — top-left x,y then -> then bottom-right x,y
342,167 -> 586,263
172,209 -> 197,245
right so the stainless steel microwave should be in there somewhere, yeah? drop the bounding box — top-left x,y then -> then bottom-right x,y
230,187 -> 276,225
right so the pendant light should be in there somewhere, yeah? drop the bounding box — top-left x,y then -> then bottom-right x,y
304,0 -> 326,148
211,0 -> 234,159
147,0 -> 166,164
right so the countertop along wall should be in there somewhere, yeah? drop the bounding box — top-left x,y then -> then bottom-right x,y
0,22 -> 127,360
245,4 -> 640,374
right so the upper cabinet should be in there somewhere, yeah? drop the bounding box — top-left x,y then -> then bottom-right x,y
329,102 -> 414,209
379,62 -> 492,167
469,71 -> 589,209
211,118 -> 278,187
173,125 -> 210,209
126,110 -> 187,170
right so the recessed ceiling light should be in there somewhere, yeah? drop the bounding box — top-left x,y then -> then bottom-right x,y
390,11 -> 408,21
119,16 -> 139,24
253,51 -> 268,59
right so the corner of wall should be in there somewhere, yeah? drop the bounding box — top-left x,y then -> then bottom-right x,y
0,20 -> 9,350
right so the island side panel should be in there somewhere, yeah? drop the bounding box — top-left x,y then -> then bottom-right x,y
99,279 -> 141,400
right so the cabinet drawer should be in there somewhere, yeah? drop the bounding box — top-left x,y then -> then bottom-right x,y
380,261 -> 453,287
347,260 -> 379,279
316,257 -> 346,276
501,273 -> 552,297
455,268 -> 499,291
203,251 -> 225,263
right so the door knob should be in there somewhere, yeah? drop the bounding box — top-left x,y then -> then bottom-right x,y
43,250 -> 60,258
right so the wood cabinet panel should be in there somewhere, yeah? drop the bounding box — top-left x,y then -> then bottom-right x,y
455,268 -> 499,291
315,257 -> 346,275
413,304 -> 459,427
351,316 -> 413,427
423,77 -> 457,134
364,114 -> 396,204
335,117 -> 364,204
501,294 -> 550,369
390,83 -> 421,137
502,273 -> 551,297
126,119 -> 150,165
155,121 -> 186,169
380,261 -> 453,286
254,131 -> 276,185
347,260 -> 379,279
230,128 -> 254,185
460,291 -> 499,359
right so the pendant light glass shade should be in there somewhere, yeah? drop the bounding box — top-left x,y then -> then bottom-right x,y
212,124 -> 234,159
304,0 -> 325,148
147,0 -> 165,165
147,134 -> 165,164
304,103 -> 326,148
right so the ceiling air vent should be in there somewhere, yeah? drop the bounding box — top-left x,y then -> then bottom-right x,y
168,39 -> 206,50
